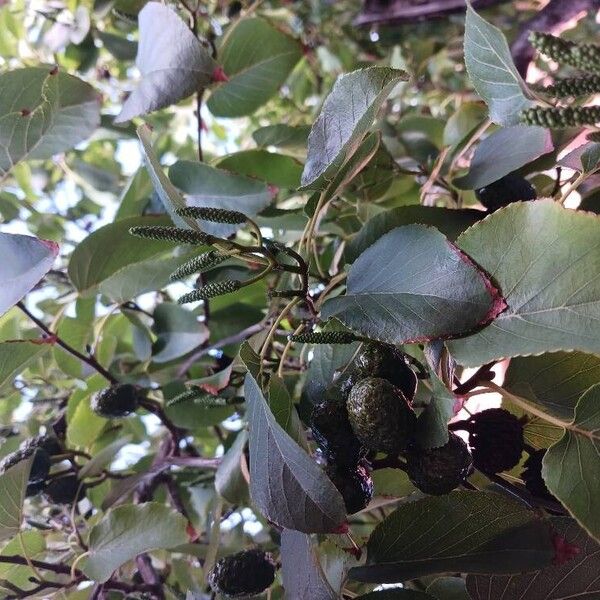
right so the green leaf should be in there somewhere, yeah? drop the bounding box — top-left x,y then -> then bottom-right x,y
97,31 -> 138,61
464,1 -> 533,125
0,67 -> 100,178
504,352 -> 600,419
349,491 -> 554,583
280,530 -> 339,600
82,502 -> 188,583
268,375 -> 308,449
137,124 -> 199,231
426,577 -> 469,600
414,373 -> 455,449
454,126 -> 553,189
447,200 -> 600,366
322,225 -> 502,345
252,124 -> 310,151
79,436 -> 133,479
443,102 -> 488,147
115,2 -> 216,122
68,215 -> 179,298
216,150 -> 303,188
301,67 -> 408,190
207,17 -> 302,118
581,143 -> 600,173
345,207 -> 482,264
152,303 -> 208,364
214,430 -> 249,504
0,340 -> 49,391
466,517 -> 600,599
0,233 -> 58,316
0,457 -> 32,542
169,160 -> 272,237
543,384 -> 600,541
245,371 -> 347,533
0,530 -> 45,593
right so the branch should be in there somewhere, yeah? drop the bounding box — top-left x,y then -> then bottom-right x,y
0,555 -> 73,575
17,302 -> 117,384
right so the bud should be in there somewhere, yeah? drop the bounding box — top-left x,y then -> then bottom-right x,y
519,106 -> 600,128
176,206 -> 247,224
178,280 -> 241,303
129,226 -> 212,245
290,331 -> 357,344
169,251 -> 228,281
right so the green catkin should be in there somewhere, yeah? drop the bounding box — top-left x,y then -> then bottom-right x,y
129,226 -> 212,245
290,331 -> 357,344
178,280 -> 241,303
538,74 -> 600,98
169,252 -> 228,281
519,105 -> 600,128
176,206 -> 247,224
529,31 -> 600,73
167,388 -> 228,407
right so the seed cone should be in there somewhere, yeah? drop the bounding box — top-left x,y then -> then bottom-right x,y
91,384 -> 141,418
325,463 -> 373,514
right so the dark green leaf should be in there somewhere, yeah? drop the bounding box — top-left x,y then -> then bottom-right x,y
216,150 -> 302,188
0,457 -> 32,542
0,233 -> 58,316
301,67 -> 408,190
97,31 -> 138,61
280,530 -> 338,600
214,430 -> 249,504
207,17 -> 302,118
115,2 -> 216,122
447,200 -> 600,366
345,207 -> 482,264
427,576 -> 469,600
245,371 -> 346,533
322,225 -> 502,345
414,373 -> 455,449
466,518 -> 600,599
543,384 -> 600,541
464,2 -> 533,125
350,491 -> 554,583
454,126 -> 553,190
0,67 -> 100,177
252,124 -> 310,150
82,502 -> 188,582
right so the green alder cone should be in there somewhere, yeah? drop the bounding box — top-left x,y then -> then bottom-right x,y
406,432 -> 473,495
208,548 -> 277,598
91,383 -> 141,418
529,31 -> 600,73
538,74 -> 600,98
347,377 -> 416,454
343,342 -> 418,401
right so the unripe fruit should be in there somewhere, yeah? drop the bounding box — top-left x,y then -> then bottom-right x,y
406,432 -> 473,495
91,384 -> 141,418
208,549 -> 276,598
475,173 -> 537,212
348,342 -> 418,401
467,408 -> 524,474
325,463 -> 373,514
347,377 -> 416,455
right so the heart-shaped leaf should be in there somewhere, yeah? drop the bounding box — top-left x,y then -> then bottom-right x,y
322,225 -> 503,345
0,67 -> 100,178
447,200 -> 600,366
82,502 -> 188,582
207,17 -> 302,118
505,351 -> 600,419
280,530 -> 338,600
464,1 -> 533,125
245,371 -> 347,533
301,67 -> 408,190
454,126 -> 553,190
543,384 -> 600,541
349,491 -> 554,583
115,2 -> 216,122
0,233 -> 58,316
466,518 -> 600,599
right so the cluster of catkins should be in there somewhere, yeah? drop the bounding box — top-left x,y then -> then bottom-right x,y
520,32 -> 600,128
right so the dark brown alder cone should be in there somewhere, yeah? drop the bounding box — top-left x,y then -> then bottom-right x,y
208,549 -> 276,598
467,408 -> 524,474
325,463 -> 374,514
91,384 -> 141,418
